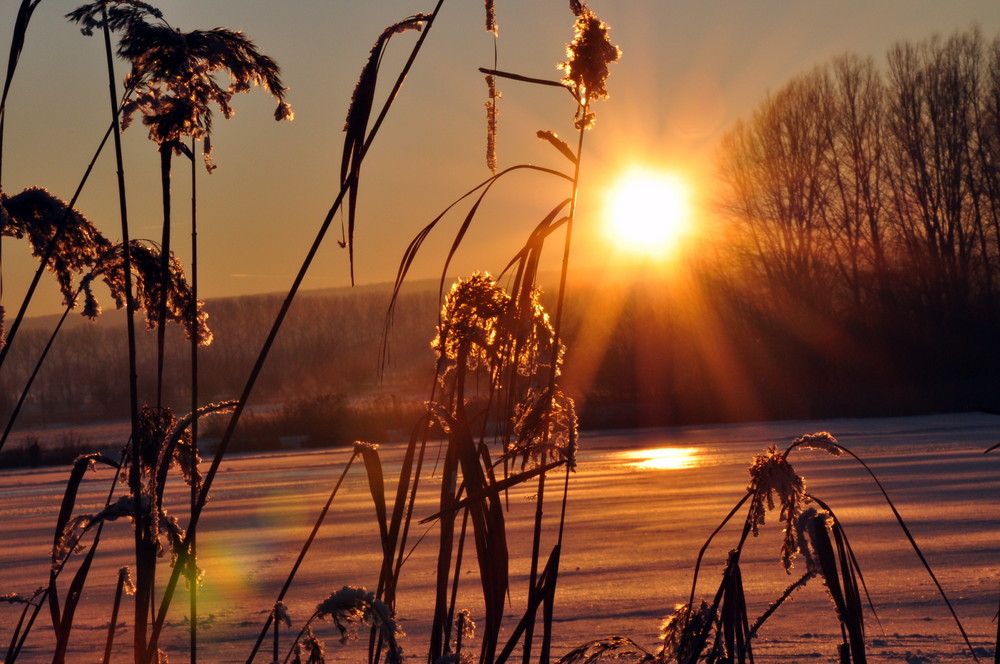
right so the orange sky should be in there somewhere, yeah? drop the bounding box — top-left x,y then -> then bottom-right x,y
4,0 -> 1000,317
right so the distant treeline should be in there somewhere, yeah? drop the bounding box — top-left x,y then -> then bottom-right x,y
701,26 -> 1000,422
0,286 -> 440,427
4,265 -> 996,443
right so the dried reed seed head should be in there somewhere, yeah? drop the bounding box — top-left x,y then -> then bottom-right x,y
559,9 -> 620,104
273,601 -> 292,627
344,14 -> 429,132
2,187 -> 111,305
54,495 -> 176,563
433,272 -> 511,374
0,592 -> 30,604
433,273 -> 560,388
66,1 -> 163,37
793,431 -> 841,456
485,75 -> 499,174
315,585 -> 403,659
510,387 -> 578,470
119,566 -> 137,595
118,19 -> 291,162
293,627 -> 326,664
456,608 -> 476,639
485,0 -> 497,34
125,241 -> 213,345
317,585 -> 374,644
134,406 -> 180,481
275,100 -> 294,121
658,601 -> 713,663
747,445 -> 808,571
54,514 -> 93,562
795,507 -> 832,573
353,441 -> 379,454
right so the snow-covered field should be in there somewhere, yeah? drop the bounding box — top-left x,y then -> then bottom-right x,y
2,413 -> 998,663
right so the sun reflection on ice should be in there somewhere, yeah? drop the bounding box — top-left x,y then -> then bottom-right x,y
618,446 -> 701,470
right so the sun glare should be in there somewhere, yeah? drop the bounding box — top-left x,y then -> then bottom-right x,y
617,447 -> 701,470
605,169 -> 692,258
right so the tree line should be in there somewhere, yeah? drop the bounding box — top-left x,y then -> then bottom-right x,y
708,26 -> 1000,417
719,27 -> 1000,317
0,286 -> 439,427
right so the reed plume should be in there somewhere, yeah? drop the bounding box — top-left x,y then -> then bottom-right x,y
1,186 -> 110,309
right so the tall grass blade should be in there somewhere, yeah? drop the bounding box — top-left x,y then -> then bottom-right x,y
538,542 -> 561,664
686,493 -> 752,615
379,413 -> 435,661
809,511 -> 866,663
52,532 -> 102,664
495,545 -> 560,664
718,554 -> 752,664
430,434 -> 461,663
358,444 -> 390,553
477,67 -> 567,90
809,497 -> 883,635
2,590 -> 40,664
102,568 -> 129,664
535,131 -> 578,164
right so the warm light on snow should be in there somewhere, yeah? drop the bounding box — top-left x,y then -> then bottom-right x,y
618,446 -> 701,470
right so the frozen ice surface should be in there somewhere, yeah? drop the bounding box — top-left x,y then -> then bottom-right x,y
1,412 -> 998,662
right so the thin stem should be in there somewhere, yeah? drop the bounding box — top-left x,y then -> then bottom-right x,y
102,569 -> 128,664
155,142 -> 173,411
189,134 -> 199,664
0,285 -> 79,449
521,471 -> 546,664
99,10 -> 142,586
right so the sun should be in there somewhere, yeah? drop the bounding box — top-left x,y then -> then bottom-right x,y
604,169 -> 692,258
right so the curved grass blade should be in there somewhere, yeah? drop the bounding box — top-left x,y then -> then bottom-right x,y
380,165 -> 572,370
478,67 -> 568,90
536,130 -> 578,165
342,13 -> 431,285
101,568 -> 129,664
786,439 -> 981,661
